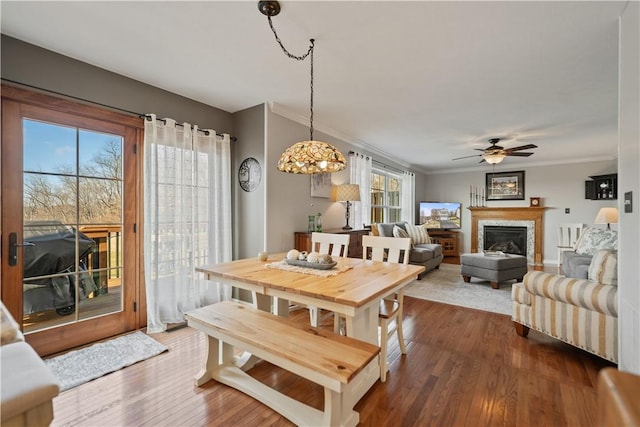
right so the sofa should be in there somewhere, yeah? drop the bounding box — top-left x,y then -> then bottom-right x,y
512,248 -> 618,363
561,226 -> 617,279
1,301 -> 60,426
373,222 -> 443,278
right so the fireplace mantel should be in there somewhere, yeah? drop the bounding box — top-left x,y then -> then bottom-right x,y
468,207 -> 547,264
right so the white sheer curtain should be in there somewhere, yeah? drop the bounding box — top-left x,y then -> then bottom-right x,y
349,152 -> 372,228
143,114 -> 232,333
401,171 -> 415,224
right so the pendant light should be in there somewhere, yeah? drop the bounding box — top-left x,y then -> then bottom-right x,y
259,1 -> 346,174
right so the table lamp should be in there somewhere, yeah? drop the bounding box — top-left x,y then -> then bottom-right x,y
334,184 -> 361,230
594,207 -> 618,230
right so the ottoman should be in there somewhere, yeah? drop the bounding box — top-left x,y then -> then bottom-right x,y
460,253 -> 528,289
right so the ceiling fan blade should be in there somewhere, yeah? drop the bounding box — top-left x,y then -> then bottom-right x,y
506,152 -> 534,157
452,154 -> 482,160
478,158 -> 486,164
506,144 -> 537,152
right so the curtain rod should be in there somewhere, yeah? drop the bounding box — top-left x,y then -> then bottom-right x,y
143,115 -> 235,140
1,78 -> 237,141
349,150 -> 405,174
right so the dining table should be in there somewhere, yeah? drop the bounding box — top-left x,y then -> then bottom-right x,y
195,252 -> 424,401
196,253 -> 424,343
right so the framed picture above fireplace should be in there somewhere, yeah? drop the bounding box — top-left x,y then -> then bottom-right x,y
486,170 -> 525,200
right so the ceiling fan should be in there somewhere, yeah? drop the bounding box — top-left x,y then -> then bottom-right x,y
452,138 -> 538,164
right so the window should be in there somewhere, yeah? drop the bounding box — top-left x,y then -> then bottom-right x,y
371,168 -> 402,223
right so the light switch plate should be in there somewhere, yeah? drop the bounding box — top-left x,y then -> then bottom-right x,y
624,191 -> 632,213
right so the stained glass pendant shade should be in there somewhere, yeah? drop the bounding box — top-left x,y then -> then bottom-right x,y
277,141 -> 346,174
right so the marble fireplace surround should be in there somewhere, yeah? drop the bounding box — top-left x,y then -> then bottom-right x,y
468,207 -> 546,265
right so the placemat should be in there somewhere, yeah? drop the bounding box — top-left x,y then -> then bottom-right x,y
265,260 -> 353,277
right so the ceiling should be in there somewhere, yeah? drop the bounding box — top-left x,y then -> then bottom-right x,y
1,1 -> 627,173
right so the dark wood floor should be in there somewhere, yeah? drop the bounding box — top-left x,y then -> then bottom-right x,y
49,293 -> 614,427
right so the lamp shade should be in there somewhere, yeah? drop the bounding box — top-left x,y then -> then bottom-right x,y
277,141 -> 347,174
594,207 -> 618,225
335,184 -> 361,202
483,153 -> 506,164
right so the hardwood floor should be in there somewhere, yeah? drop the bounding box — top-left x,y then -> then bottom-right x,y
49,296 -> 614,427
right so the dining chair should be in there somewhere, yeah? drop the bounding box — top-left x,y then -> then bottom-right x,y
339,234 -> 412,382
311,232 -> 350,258
307,232 -> 350,328
557,223 -> 585,266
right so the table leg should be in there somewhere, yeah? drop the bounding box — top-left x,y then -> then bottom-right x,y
273,297 -> 290,317
344,305 -> 381,402
346,304 -> 379,345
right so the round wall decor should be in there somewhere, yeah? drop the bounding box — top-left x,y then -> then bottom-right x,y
238,157 -> 261,192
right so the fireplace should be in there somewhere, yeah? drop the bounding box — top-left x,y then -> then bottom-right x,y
468,207 -> 546,265
484,226 -> 528,256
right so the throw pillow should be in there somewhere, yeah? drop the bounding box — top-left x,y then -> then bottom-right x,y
588,249 -> 618,286
377,222 -> 406,237
392,225 -> 410,240
404,223 -> 431,245
573,227 -> 617,256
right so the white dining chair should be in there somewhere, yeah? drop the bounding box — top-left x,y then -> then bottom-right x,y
338,234 -> 412,382
311,232 -> 350,258
557,223 -> 585,265
307,232 -> 350,328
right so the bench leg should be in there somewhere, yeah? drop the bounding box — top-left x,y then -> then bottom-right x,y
207,363 -> 360,427
194,335 -> 221,386
324,387 -> 359,427
196,336 -> 256,387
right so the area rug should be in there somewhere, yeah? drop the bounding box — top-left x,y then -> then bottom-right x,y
45,331 -> 168,392
404,263 -> 513,315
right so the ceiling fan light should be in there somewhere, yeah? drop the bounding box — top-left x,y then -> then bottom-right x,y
483,153 -> 506,164
277,140 -> 347,174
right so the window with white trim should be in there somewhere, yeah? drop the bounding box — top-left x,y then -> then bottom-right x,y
370,168 -> 402,223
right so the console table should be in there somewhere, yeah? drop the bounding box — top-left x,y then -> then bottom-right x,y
428,230 -> 459,259
294,229 -> 370,259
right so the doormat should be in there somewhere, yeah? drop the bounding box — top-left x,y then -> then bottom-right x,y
404,263 -> 513,315
45,331 -> 168,392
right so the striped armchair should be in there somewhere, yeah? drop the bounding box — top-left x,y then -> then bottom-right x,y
512,267 -> 618,363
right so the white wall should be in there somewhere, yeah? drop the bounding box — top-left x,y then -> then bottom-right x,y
421,160 -> 618,264
618,1 -> 640,374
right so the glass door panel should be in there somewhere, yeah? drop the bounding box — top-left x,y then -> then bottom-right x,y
22,119 -> 124,333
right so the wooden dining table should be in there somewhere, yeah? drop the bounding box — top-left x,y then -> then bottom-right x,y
195,253 -> 424,401
196,253 -> 424,344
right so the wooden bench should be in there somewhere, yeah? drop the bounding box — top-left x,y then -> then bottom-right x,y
185,301 -> 380,427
